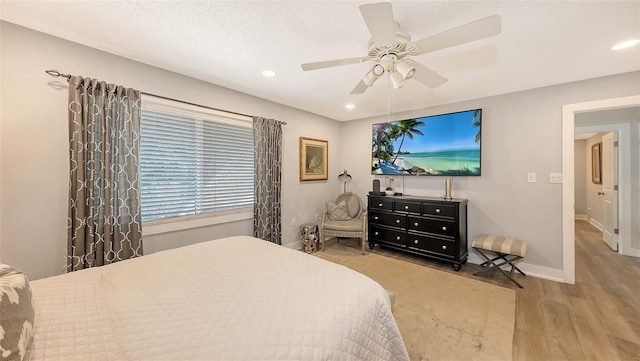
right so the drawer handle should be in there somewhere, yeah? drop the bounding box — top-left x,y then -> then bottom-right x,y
442,245 -> 447,250
374,216 -> 379,220
374,232 -> 379,236
442,226 -> 447,231
396,236 -> 401,241
378,203 -> 383,207
414,240 -> 419,245
414,222 -> 419,226
396,219 -> 401,224
435,208 -> 441,213
404,205 -> 409,210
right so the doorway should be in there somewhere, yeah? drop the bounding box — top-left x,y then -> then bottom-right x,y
574,130 -> 620,252
561,95 -> 639,284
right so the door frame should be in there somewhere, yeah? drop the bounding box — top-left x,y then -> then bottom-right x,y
562,95 -> 638,284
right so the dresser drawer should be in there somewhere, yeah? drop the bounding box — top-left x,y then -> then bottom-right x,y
422,203 -> 456,218
369,226 -> 406,247
370,211 -> 406,228
369,197 -> 394,210
407,233 -> 455,258
394,200 -> 421,214
407,216 -> 456,238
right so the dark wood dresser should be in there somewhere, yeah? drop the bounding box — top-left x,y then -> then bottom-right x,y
367,195 -> 468,271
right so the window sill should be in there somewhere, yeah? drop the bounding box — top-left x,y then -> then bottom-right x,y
143,211 -> 253,236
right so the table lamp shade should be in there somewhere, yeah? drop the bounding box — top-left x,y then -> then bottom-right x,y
338,170 -> 352,192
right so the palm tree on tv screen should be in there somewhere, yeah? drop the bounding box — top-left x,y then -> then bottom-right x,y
473,109 -> 481,144
372,125 -> 393,168
391,118 -> 424,165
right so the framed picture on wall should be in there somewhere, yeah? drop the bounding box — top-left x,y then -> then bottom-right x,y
300,137 -> 328,181
592,142 -> 602,184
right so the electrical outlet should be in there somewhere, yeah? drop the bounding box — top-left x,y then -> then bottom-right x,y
550,173 -> 563,184
314,214 -> 319,221
527,173 -> 536,183
291,218 -> 296,226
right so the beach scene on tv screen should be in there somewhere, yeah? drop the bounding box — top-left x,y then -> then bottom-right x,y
372,109 -> 481,175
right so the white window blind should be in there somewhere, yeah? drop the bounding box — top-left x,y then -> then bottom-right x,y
140,96 -> 254,222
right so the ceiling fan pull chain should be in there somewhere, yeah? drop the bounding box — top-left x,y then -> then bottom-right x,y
387,72 -> 392,123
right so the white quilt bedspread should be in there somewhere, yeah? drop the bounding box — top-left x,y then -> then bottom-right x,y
29,236 -> 409,361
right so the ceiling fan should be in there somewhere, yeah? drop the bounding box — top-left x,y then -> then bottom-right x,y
301,2 -> 501,94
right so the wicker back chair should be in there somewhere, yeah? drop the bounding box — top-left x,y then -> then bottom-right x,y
320,192 -> 367,254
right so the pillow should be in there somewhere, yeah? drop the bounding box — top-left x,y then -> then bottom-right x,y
0,264 -> 35,361
326,200 -> 351,221
342,195 -> 361,219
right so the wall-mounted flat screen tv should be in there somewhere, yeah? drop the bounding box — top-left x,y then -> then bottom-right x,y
372,109 -> 482,176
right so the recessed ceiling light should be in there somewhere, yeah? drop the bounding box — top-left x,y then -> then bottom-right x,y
262,70 -> 276,77
611,39 -> 640,50
345,104 -> 355,109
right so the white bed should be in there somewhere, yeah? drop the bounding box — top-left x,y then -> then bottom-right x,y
27,236 -> 409,361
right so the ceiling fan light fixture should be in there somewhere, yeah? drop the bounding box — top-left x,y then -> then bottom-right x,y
372,63 -> 385,76
396,61 -> 416,80
363,64 -> 385,87
391,70 -> 406,89
301,2 -> 501,95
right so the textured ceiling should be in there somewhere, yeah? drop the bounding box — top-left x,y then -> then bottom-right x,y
1,1 -> 639,121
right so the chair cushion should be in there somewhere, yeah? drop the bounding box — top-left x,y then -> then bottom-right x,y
0,263 -> 35,361
323,218 -> 363,232
472,235 -> 527,257
326,200 -> 351,221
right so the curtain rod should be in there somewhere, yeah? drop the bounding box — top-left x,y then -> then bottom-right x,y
45,70 -> 287,125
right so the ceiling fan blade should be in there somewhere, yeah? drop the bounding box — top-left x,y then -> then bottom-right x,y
301,57 -> 365,71
350,79 -> 369,95
414,15 -> 501,55
412,62 -> 448,88
359,2 -> 395,45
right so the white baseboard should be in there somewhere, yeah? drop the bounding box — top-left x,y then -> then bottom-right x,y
517,263 -> 565,283
575,214 -> 588,220
588,218 -> 603,231
466,252 -> 484,266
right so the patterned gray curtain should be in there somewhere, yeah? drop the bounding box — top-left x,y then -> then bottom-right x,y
253,117 -> 283,244
67,76 -> 143,272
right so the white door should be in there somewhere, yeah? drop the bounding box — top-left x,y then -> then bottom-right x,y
601,131 -> 618,251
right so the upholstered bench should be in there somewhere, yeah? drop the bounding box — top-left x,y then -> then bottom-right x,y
472,235 -> 527,288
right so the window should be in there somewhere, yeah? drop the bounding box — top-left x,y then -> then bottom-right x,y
140,96 -> 254,224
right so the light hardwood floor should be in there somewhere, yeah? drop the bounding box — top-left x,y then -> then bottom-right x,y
330,220 -> 640,360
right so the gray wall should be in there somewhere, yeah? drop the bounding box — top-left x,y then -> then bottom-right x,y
1,21 -> 638,281
574,139 -> 587,217
341,71 -> 639,278
0,22 -> 343,280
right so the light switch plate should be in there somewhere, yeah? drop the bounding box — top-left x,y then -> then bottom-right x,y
550,173 -> 563,183
527,173 -> 536,183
